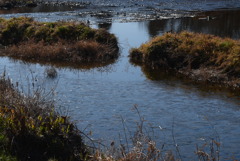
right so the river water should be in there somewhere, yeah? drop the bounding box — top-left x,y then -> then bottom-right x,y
0,1 -> 240,160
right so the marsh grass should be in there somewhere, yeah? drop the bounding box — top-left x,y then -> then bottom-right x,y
88,105 -> 176,161
130,31 -> 240,88
0,17 -> 119,67
196,139 -> 220,161
88,105 -> 223,161
0,75 -> 89,161
0,17 -> 117,46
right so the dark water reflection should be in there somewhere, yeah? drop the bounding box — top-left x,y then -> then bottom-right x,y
145,9 -> 240,39
5,57 -> 118,71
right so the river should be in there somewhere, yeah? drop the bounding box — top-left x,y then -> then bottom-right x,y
0,1 -> 240,160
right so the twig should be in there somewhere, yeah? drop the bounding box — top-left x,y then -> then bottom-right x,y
120,115 -> 130,153
171,118 -> 182,160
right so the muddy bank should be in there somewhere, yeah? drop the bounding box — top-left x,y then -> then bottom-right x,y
0,17 -> 119,68
130,31 -> 240,89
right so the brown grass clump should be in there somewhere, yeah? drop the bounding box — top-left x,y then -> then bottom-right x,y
130,31 -> 240,88
0,17 -> 119,68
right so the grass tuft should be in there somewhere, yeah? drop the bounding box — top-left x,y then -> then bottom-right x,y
129,31 -> 240,88
0,17 -> 119,68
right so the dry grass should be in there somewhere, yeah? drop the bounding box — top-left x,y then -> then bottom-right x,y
0,75 -> 89,161
87,105 -> 176,161
0,17 -> 119,68
0,17 -> 118,46
195,139 -> 221,161
130,31 -> 240,88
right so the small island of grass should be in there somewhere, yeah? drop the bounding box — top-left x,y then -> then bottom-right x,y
130,31 -> 240,88
0,17 -> 119,68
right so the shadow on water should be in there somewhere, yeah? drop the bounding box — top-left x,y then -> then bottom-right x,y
139,65 -> 240,100
4,56 -> 118,71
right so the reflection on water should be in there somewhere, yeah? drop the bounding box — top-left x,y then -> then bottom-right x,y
6,56 -> 118,70
144,9 -> 240,39
140,66 -> 240,98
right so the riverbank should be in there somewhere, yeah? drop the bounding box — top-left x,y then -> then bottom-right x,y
0,17 -> 119,68
130,31 -> 240,89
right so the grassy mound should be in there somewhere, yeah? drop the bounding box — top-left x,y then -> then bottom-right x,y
0,17 -> 119,67
0,76 -> 89,161
130,31 -> 240,87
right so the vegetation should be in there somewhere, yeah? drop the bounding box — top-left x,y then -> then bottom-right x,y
0,74 -> 166,161
0,74 -> 221,161
130,31 -> 240,88
0,17 -> 119,67
0,75 -> 89,161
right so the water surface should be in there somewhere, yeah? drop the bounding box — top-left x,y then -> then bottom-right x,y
0,3 -> 240,160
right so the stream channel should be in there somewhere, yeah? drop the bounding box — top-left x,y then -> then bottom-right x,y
1,0 -> 240,160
